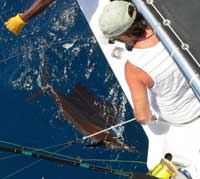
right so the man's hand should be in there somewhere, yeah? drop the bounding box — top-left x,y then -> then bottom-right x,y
4,14 -> 26,35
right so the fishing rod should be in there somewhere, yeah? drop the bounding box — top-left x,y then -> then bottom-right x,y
0,145 -> 130,178
0,145 -> 159,179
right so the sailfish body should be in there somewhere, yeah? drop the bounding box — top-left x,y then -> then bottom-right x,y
44,84 -> 133,151
28,61 -> 134,151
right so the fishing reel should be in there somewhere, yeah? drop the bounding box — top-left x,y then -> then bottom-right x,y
127,156 -> 177,179
149,158 -> 178,179
128,153 -> 193,179
148,153 -> 193,179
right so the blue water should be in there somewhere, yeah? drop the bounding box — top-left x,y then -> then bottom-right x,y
0,0 -> 148,178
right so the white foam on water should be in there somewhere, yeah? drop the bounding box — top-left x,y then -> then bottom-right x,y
62,43 -> 74,50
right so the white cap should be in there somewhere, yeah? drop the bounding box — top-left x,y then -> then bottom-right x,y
99,1 -> 137,38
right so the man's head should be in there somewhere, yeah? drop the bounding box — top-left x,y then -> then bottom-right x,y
99,1 -> 137,38
99,1 -> 148,45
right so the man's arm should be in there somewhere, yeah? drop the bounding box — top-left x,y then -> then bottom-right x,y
125,61 -> 154,124
4,0 -> 54,35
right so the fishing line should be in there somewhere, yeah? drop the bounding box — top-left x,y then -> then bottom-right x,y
0,37 -> 93,64
0,154 -> 19,161
0,51 -> 30,64
1,160 -> 42,179
32,139 -> 82,152
80,158 -> 146,165
0,140 -> 72,151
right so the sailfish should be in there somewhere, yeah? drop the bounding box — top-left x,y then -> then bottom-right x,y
29,61 -> 134,151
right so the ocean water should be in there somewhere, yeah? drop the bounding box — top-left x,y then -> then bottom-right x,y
0,0 -> 148,178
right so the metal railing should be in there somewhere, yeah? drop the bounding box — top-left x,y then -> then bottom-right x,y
132,0 -> 200,102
